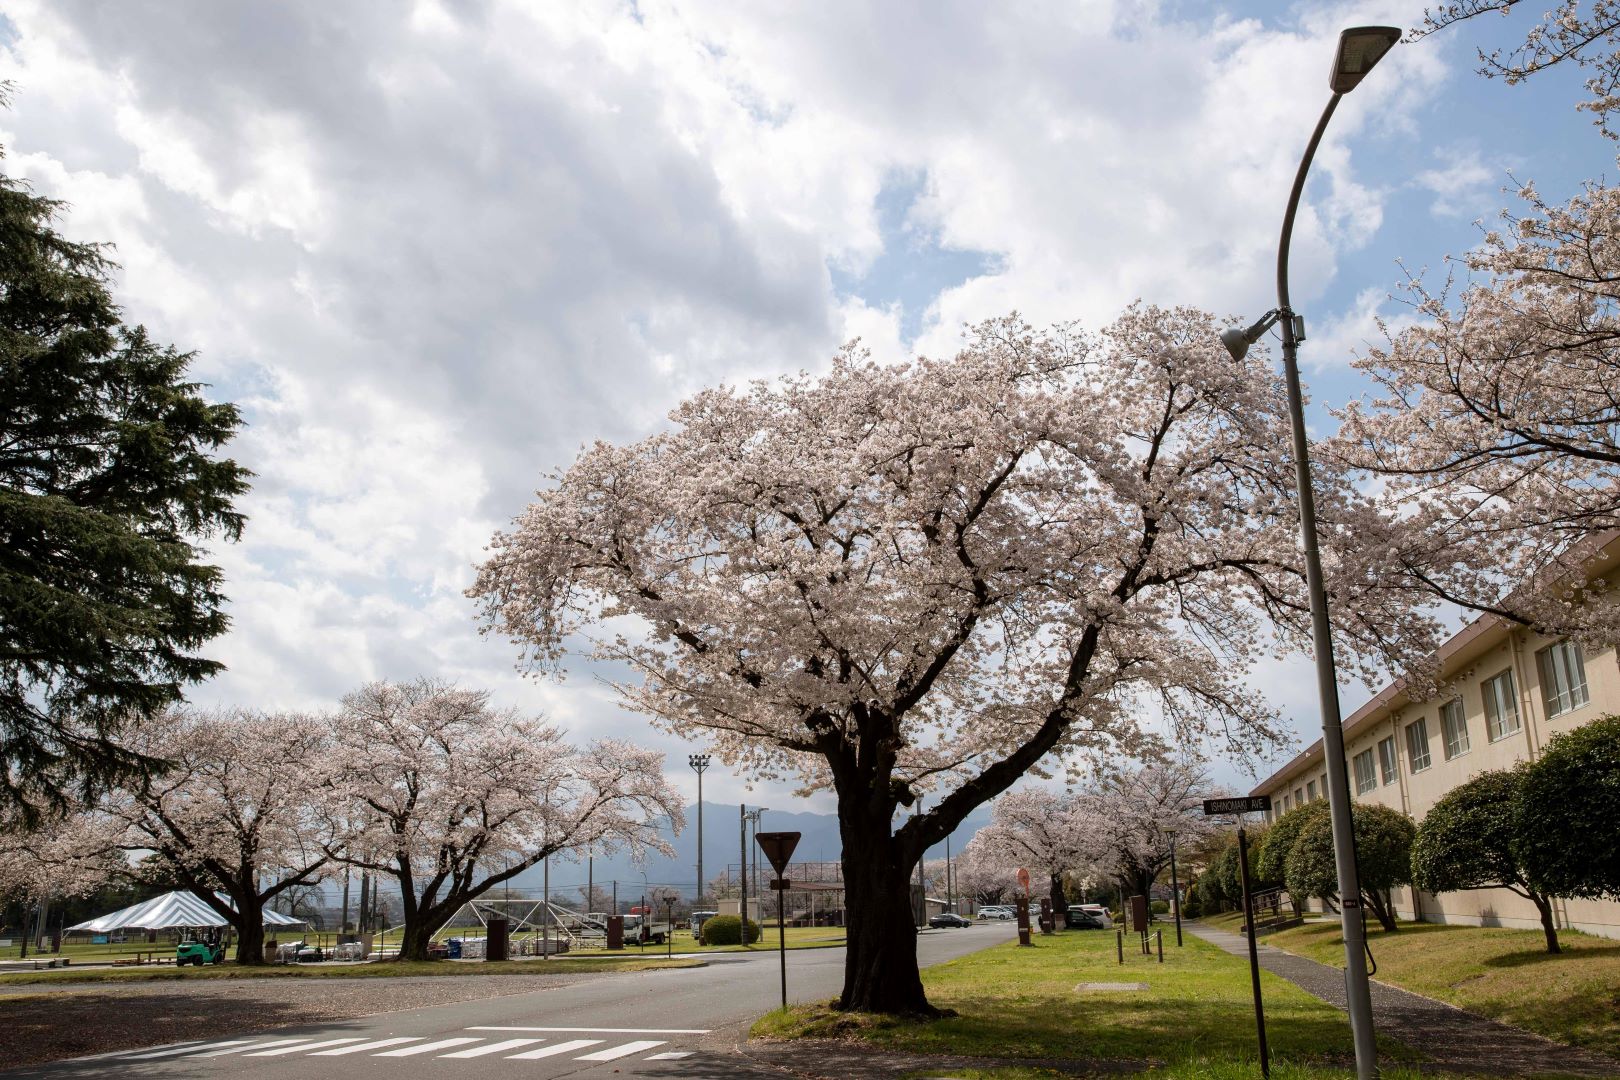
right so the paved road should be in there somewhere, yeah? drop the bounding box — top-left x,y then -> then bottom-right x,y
5,925 -> 1017,1080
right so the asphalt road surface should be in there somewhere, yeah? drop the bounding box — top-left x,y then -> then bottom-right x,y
5,924 -> 1017,1080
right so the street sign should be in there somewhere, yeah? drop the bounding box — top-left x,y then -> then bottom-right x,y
755,831 -> 801,875
1015,867 -> 1030,893
769,878 -> 791,890
1203,796 -> 1272,816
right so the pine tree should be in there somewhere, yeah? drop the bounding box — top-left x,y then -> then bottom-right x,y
0,86 -> 250,818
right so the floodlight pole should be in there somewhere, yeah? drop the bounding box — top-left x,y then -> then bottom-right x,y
1277,87 -> 1379,1080
689,754 -> 710,905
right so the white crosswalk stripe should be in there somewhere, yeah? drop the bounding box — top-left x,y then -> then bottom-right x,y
309,1037 -> 425,1056
192,1039 -> 308,1057
506,1039 -> 604,1059
120,1040 -> 242,1060
374,1037 -> 483,1057
575,1040 -> 666,1061
438,1039 -> 542,1058
646,1051 -> 695,1060
245,1038 -> 366,1056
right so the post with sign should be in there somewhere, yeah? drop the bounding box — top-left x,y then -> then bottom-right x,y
1014,867 -> 1032,946
754,831 -> 800,1009
1205,796 -> 1272,1080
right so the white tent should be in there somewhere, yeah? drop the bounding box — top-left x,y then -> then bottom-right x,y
67,891 -> 308,933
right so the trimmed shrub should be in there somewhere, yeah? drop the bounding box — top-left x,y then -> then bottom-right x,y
1516,714 -> 1620,901
1150,899 -> 1169,914
1285,802 -> 1415,931
698,914 -> 762,945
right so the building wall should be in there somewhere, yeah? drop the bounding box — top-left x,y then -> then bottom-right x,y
1256,623 -> 1620,940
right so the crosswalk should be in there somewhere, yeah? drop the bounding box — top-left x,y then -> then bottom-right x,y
105,1028 -> 702,1066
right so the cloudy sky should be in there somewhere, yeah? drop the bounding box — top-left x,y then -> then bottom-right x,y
1,0 -> 1606,814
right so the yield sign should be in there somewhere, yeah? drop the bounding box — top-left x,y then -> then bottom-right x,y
755,831 -> 801,875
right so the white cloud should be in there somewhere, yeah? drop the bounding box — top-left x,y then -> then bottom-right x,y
0,0 -> 1487,806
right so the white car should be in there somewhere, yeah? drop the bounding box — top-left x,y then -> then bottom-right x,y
1077,904 -> 1113,928
976,906 -> 1014,920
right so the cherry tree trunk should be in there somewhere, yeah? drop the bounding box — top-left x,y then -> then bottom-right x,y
1048,873 -> 1066,924
837,821 -> 934,1015
396,921 -> 439,962
234,894 -> 267,965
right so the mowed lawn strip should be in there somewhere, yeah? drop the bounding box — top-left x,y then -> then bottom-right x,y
1265,920 -> 1620,1057
755,927 -> 1394,1068
899,1065 -> 1599,1080
0,954 -> 699,986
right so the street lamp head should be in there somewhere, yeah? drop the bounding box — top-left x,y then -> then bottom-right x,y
1220,310 -> 1283,361
1330,27 -> 1400,95
688,754 -> 711,770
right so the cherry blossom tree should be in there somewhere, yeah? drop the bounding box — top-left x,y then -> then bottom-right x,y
1416,2 -> 1620,137
951,835 -> 1015,907
976,789 -> 1092,917
97,708 -> 338,963
1331,181 -> 1620,645
471,310 -> 1434,1014
1073,761 -> 1219,901
327,679 -> 682,961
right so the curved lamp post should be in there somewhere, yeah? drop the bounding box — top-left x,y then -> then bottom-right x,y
1221,26 -> 1400,1080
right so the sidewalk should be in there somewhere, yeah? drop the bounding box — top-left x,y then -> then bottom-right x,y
1187,921 -> 1620,1078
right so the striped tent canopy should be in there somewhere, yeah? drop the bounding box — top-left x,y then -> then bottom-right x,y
67,891 -> 308,932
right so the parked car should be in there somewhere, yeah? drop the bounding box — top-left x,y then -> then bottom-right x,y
976,906 -> 1013,920
1065,905 -> 1105,930
928,912 -> 972,928
1077,904 -> 1113,928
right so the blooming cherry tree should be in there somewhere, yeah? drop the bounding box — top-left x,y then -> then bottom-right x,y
327,680 -> 683,961
472,310 -> 1432,1013
1073,761 -> 1220,900
951,835 -> 1016,907
976,788 -> 1092,917
99,708 -> 338,963
1332,182 -> 1620,644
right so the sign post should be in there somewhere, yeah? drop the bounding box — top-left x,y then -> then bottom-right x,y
1205,795 -> 1271,1080
754,831 -> 801,1009
1014,867 -> 1032,947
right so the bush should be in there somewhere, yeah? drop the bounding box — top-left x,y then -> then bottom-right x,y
1516,714 -> 1620,901
1150,899 -> 1169,914
1286,802 -> 1415,931
698,914 -> 761,945
1181,894 -> 1203,919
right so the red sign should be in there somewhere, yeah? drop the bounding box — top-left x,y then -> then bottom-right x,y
1015,867 -> 1030,894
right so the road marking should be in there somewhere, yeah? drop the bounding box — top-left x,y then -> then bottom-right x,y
506,1039 -> 603,1059
646,1051 -> 695,1060
309,1037 -> 425,1056
245,1038 -> 366,1056
191,1039 -> 308,1057
438,1039 -> 542,1058
575,1040 -> 666,1061
374,1037 -> 482,1057
467,1025 -> 710,1034
122,1041 -> 246,1059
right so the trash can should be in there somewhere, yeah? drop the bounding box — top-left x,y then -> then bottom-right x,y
447,938 -> 462,959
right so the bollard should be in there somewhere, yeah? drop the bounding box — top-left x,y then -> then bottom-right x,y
1157,929 -> 1163,963
1116,928 -> 1123,965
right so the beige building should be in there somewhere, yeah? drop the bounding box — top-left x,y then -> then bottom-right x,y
1251,550 -> 1620,940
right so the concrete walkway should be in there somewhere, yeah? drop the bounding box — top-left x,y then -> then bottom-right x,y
1187,921 -> 1620,1078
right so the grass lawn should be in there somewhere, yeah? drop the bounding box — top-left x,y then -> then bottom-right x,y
1266,920 -> 1620,1057
0,954 -> 698,986
753,928 -> 1395,1072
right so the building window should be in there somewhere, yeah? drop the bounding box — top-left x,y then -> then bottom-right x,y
1378,736 -> 1397,785
1405,717 -> 1432,773
1441,698 -> 1470,760
1282,793 -> 1291,811
1353,748 -> 1376,794
1294,787 -> 1304,805
1306,779 -> 1317,801
1483,668 -> 1521,742
1537,640 -> 1590,718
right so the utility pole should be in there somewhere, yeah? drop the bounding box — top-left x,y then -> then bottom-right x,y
739,804 -> 748,929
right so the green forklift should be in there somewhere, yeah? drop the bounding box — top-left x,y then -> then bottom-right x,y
176,929 -> 226,966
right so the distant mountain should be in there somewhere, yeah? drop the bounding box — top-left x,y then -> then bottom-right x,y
503,801 -> 993,901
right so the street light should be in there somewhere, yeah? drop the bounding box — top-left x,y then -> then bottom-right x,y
1222,26 -> 1400,1080
745,807 -> 768,906
1165,825 -> 1182,948
688,754 -> 711,906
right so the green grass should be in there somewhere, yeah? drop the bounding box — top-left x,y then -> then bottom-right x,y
0,954 -> 699,986
898,1068 -> 1597,1080
753,929 -> 1393,1069
1265,919 -> 1620,1057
